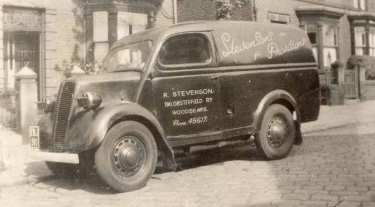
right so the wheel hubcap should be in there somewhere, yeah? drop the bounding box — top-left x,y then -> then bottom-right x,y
266,115 -> 288,148
112,136 -> 146,177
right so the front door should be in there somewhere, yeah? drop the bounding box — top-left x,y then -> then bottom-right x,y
152,33 -> 222,142
3,31 -> 40,96
343,67 -> 360,99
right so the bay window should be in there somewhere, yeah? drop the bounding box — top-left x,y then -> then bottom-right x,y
354,26 -> 366,55
93,11 -> 109,63
369,28 -> 375,56
303,23 -> 339,70
353,0 -> 367,10
350,15 -> 375,57
85,0 -> 157,66
296,8 -> 343,71
322,25 -> 338,67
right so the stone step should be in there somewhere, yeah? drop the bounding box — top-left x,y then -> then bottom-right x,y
344,99 -> 360,105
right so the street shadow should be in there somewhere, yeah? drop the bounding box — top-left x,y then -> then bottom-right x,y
174,144 -> 262,170
24,161 -> 116,194
23,125 -> 374,206
23,143 -> 260,195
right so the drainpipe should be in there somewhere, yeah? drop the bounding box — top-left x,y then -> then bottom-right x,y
251,0 -> 257,21
172,0 -> 178,24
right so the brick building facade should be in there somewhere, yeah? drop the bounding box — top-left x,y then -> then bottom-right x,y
2,0 -> 375,102
177,0 -> 375,101
0,0 -> 174,101
178,0 -> 374,70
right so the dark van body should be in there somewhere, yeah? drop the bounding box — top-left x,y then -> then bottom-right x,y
31,21 -> 320,192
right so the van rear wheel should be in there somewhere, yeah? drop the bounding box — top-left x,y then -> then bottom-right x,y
255,104 -> 296,160
95,121 -> 158,192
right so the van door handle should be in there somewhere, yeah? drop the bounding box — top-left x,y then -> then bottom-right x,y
210,75 -> 220,80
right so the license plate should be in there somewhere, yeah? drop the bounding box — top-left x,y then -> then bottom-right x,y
29,126 -> 40,150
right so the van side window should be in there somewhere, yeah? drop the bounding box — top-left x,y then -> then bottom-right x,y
158,33 -> 211,67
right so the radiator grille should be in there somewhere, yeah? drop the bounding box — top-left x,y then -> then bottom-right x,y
52,81 -> 75,150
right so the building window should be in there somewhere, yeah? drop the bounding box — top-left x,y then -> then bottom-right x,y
322,25 -> 338,67
369,27 -> 375,56
353,0 -> 366,10
303,24 -> 339,69
268,12 -> 290,24
117,12 -> 148,39
93,11 -> 109,63
353,26 -> 375,57
354,26 -> 367,55
105,41 -> 152,72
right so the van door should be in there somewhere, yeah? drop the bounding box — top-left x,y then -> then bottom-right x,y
152,33 -> 222,144
218,72 -> 265,130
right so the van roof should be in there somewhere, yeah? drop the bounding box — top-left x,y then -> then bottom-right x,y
112,21 -> 315,66
112,20 -> 303,48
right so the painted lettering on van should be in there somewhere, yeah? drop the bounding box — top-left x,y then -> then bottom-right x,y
220,32 -> 306,59
267,39 -> 306,59
162,88 -> 215,127
221,32 -> 274,58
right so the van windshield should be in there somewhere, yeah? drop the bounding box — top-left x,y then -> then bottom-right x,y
104,41 -> 152,73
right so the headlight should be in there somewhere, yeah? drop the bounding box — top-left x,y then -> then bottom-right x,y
77,92 -> 102,110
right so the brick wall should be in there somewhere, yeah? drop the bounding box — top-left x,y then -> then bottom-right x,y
177,0 -> 216,22
44,1 -> 84,98
176,0 -> 253,22
45,1 -> 84,98
255,0 -> 301,25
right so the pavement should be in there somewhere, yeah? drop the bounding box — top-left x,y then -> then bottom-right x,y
1,100 -> 375,207
0,126 -> 51,187
301,100 -> 375,134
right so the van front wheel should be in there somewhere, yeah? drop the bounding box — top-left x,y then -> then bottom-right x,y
95,121 -> 158,192
256,104 -> 296,160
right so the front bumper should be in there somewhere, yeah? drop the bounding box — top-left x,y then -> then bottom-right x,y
29,149 -> 79,164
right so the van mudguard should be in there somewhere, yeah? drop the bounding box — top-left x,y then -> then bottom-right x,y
253,89 -> 302,144
85,102 -> 177,170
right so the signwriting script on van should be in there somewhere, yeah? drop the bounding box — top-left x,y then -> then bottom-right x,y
215,30 -> 308,65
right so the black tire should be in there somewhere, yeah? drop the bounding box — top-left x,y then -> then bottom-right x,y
95,121 -> 158,192
46,162 -> 78,177
255,104 -> 296,160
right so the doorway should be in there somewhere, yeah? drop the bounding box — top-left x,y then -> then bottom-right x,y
3,31 -> 40,97
343,68 -> 360,99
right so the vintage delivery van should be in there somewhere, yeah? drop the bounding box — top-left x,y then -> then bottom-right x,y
30,21 -> 320,192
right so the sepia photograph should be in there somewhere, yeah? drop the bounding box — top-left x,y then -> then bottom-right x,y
1,0 -> 375,206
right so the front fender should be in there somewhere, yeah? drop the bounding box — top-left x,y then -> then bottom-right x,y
84,103 -> 177,170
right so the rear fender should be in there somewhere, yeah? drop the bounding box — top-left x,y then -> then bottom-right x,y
253,90 -> 302,144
